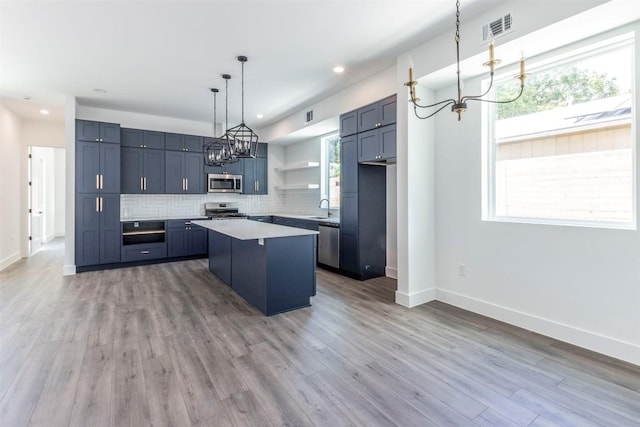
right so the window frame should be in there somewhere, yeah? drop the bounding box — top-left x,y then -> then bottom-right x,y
320,132 -> 341,209
482,31 -> 637,230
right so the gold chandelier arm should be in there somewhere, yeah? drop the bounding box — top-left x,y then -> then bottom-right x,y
412,100 -> 455,119
466,84 -> 524,105
410,96 -> 457,110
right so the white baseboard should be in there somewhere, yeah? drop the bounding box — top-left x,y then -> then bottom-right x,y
385,266 -> 397,279
395,288 -> 436,308
63,264 -> 76,276
0,252 -> 21,271
436,288 -> 640,366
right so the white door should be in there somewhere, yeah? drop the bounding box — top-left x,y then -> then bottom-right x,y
29,148 -> 45,254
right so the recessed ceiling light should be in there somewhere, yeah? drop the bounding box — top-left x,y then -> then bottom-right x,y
93,88 -> 107,93
333,66 -> 345,73
40,109 -> 49,115
256,113 -> 264,119
23,96 -> 32,101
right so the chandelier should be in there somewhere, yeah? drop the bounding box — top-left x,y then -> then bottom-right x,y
203,75 -> 239,166
405,0 -> 527,121
224,56 -> 259,158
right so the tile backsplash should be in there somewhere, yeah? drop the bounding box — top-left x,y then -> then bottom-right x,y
120,189 -> 326,220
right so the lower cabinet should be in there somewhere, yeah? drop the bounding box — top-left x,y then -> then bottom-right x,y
209,230 -> 232,285
167,220 -> 208,257
76,194 -> 121,267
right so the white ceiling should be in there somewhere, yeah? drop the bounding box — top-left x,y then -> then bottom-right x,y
1,0 -> 497,131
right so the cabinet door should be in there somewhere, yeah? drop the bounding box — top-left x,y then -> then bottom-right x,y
223,159 -> 244,175
380,124 -> 396,160
100,143 -> 120,193
255,157 -> 267,194
143,131 -> 165,150
256,142 -> 268,158
167,227 -> 187,257
100,194 -> 121,264
339,231 -> 359,275
75,194 -> 101,266
189,226 -> 208,255
357,129 -> 380,163
99,122 -> 121,143
76,120 -> 100,142
121,128 -> 144,147
143,149 -> 165,193
76,141 -> 101,194
164,133 -> 184,151
379,95 -> 397,127
164,151 -> 184,194
184,151 -> 204,193
209,231 -> 232,285
183,135 -> 203,152
340,135 -> 358,193
357,103 -> 379,133
340,192 -> 358,234
121,147 -> 144,194
340,110 -> 358,137
243,158 -> 256,194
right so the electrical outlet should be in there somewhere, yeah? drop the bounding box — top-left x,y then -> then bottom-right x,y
458,263 -> 466,277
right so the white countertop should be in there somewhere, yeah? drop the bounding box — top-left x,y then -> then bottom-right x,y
259,213 -> 340,225
191,219 -> 318,240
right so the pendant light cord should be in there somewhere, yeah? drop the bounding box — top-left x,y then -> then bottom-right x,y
455,0 -> 462,104
241,60 -> 245,124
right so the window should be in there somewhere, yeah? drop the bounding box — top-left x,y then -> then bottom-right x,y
485,34 -> 635,228
321,133 -> 341,209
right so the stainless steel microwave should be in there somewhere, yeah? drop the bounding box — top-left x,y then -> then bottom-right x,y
207,174 -> 243,193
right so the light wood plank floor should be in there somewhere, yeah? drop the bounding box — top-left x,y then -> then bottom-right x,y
1,238 -> 639,426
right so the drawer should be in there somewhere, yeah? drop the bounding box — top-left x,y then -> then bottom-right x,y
167,219 -> 196,229
121,243 -> 167,262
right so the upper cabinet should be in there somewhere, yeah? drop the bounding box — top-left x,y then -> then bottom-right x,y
121,128 -> 165,149
165,133 -> 203,152
76,120 -> 120,143
357,94 -> 397,133
358,124 -> 396,163
339,110 -> 358,137
243,143 -> 268,195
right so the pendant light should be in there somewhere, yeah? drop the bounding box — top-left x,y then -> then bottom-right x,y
405,0 -> 527,121
203,88 -> 228,166
225,55 -> 259,158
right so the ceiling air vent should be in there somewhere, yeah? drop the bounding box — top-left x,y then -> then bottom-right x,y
482,13 -> 512,42
305,110 -> 313,123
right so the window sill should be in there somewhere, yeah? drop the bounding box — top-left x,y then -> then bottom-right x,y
483,215 -> 637,231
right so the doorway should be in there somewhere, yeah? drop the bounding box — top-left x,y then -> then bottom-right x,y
28,146 -> 65,255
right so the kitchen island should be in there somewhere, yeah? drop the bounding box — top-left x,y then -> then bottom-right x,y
191,219 -> 318,315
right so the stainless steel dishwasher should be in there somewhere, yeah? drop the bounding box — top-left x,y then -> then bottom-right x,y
318,223 -> 340,268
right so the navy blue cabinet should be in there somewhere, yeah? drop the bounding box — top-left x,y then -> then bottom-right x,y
165,133 -> 203,152
339,110 -> 358,137
209,230 -> 232,285
121,128 -> 165,149
357,95 -> 397,133
167,220 -> 208,257
339,98 -> 390,280
165,151 -> 204,194
121,147 -> 165,194
76,120 -> 120,143
357,124 -> 396,163
242,143 -> 268,195
75,120 -> 121,268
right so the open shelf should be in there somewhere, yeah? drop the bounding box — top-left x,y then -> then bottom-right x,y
274,184 -> 320,190
122,220 -> 166,245
275,161 -> 320,172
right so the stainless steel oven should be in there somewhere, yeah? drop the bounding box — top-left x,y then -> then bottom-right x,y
207,174 -> 242,193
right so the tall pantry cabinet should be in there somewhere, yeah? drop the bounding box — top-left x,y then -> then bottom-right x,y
75,120 -> 122,267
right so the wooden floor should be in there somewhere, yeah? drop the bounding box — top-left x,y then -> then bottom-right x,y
1,239 -> 639,427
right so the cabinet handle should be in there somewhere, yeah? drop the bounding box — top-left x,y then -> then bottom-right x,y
100,197 -> 103,212
96,174 -> 100,190
100,174 -> 104,189
185,178 -> 188,191
140,177 -> 144,190
256,181 -> 259,192
144,177 -> 147,191
140,250 -> 150,255
96,197 -> 100,212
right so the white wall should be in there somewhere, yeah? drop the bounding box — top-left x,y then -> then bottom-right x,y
22,119 -> 65,148
0,103 -> 23,270
398,3 -> 639,364
54,148 -> 66,237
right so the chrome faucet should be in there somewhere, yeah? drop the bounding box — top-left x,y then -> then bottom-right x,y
319,198 -> 331,217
